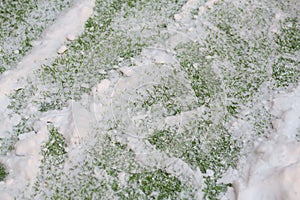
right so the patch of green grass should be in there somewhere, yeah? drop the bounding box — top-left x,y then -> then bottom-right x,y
31,124 -> 68,199
275,17 -> 300,53
7,86 -> 36,115
149,32 -> 251,196
272,16 -> 300,89
133,76 -> 196,117
0,67 -> 5,74
95,134 -> 140,172
203,177 -> 231,200
0,136 -> 16,155
196,1 -> 278,103
272,56 -> 300,88
99,135 -> 194,199
41,124 -> 67,166
150,120 -> 240,173
148,129 -> 174,152
205,31 -> 269,103
175,42 -> 221,106
148,117 -> 240,199
246,107 -> 273,136
118,169 -> 190,199
171,2 -> 275,197
0,162 -> 8,181
13,117 -> 34,136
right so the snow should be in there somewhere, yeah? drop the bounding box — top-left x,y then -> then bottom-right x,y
57,45 -> 68,54
0,0 -> 299,199
271,88 -> 300,138
233,84 -> 300,200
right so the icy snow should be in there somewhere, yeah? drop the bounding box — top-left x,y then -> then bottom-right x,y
0,0 -> 299,199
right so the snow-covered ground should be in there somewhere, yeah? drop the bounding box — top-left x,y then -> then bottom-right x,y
0,0 -> 299,199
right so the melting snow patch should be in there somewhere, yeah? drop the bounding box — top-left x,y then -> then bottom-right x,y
234,84 -> 300,200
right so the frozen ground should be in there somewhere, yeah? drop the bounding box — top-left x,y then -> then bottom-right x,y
0,0 -> 299,199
